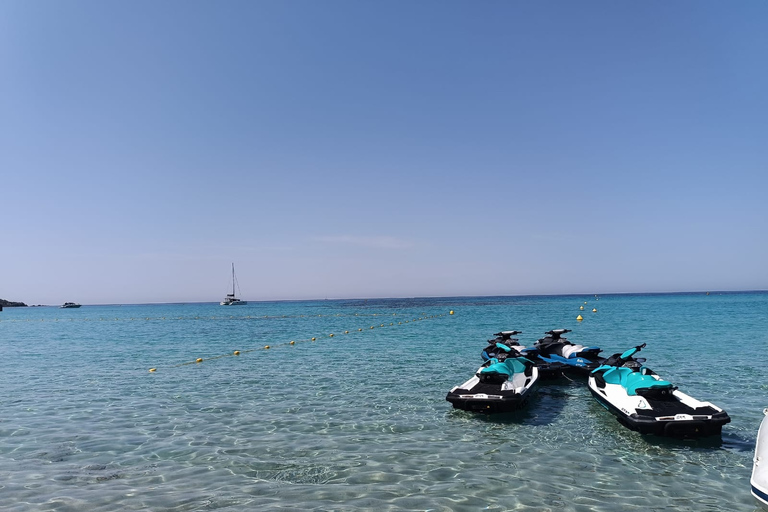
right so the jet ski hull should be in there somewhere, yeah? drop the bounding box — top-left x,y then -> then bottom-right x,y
446,389 -> 533,414
751,409 -> 768,510
446,365 -> 539,414
536,354 -> 603,377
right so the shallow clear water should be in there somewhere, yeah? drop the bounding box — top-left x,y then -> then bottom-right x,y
1,292 -> 766,511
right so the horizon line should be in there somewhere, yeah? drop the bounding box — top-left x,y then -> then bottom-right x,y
6,288 -> 767,307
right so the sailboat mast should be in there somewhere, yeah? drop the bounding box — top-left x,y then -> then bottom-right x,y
232,263 -> 235,295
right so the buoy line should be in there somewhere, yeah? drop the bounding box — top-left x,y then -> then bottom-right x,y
0,312 -> 435,323
148,311 -> 455,372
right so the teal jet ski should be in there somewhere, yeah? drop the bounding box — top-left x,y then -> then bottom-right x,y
446,357 -> 539,414
588,344 -> 730,438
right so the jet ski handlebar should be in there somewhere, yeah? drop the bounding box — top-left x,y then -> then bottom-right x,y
618,343 -> 647,364
493,330 -> 522,339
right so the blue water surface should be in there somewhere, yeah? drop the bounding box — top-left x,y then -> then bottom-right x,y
1,292 -> 766,511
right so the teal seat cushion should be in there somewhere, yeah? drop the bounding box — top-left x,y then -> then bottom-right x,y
600,367 -> 673,395
481,360 -> 514,378
623,371 -> 673,396
480,357 -> 532,377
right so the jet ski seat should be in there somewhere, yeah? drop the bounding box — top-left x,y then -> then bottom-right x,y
478,357 -> 535,384
559,344 -> 602,359
597,367 -> 675,396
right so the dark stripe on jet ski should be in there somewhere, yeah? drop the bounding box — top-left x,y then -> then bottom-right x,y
445,394 -> 532,414
752,484 -> 768,507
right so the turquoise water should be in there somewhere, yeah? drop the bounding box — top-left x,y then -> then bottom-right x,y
1,292 -> 766,511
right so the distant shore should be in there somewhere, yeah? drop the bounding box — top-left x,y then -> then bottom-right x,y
0,299 -> 27,307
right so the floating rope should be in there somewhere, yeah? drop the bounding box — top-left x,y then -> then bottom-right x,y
0,312 -> 434,323
149,312 -> 452,372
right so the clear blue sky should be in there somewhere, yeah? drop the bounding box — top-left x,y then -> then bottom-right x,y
1,1 -> 766,304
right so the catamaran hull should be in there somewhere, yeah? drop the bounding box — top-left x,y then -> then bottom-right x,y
588,381 -> 730,438
220,301 -> 247,306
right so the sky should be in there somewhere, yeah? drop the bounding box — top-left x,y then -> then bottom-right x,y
1,1 -> 767,304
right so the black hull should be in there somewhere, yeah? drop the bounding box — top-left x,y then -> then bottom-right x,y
589,387 -> 730,438
446,391 -> 531,414
536,364 -> 565,379
559,363 -> 602,377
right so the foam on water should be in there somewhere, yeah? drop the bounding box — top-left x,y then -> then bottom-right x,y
1,293 -> 766,510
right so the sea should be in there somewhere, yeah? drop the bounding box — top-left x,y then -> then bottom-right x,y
1,292 -> 766,511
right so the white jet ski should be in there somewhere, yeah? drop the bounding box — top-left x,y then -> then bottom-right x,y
446,357 -> 539,414
588,344 -> 730,438
751,409 -> 768,509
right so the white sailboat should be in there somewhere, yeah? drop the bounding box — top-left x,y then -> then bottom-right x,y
220,263 -> 247,306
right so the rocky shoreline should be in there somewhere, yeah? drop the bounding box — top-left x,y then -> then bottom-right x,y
0,299 -> 28,307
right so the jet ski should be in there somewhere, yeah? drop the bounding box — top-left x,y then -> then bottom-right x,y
481,331 -> 529,361
533,329 -> 603,375
588,344 -> 730,438
481,331 -> 563,378
446,357 -> 539,414
751,409 -> 768,509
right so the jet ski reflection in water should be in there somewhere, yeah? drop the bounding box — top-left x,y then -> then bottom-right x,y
446,356 -> 539,414
481,331 -> 563,378
533,329 -> 603,376
588,343 -> 730,438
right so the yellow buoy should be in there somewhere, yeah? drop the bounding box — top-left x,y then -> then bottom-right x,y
358,328 -> 362,331
449,310 -> 454,315
149,368 -> 156,372
592,308 -> 597,312
344,330 -> 349,334
370,326 -> 374,329
580,306 -> 584,310
576,315 -> 583,321
196,358 -> 203,363
329,333 -> 334,337
584,302 -> 587,304
380,324 -> 384,327
264,345 -> 270,349
234,350 -> 240,355
290,340 -> 295,345
311,337 -> 316,341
